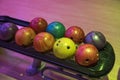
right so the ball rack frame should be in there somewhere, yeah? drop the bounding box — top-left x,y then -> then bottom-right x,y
0,16 -> 115,79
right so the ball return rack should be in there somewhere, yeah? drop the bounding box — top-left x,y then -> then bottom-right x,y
0,16 -> 115,80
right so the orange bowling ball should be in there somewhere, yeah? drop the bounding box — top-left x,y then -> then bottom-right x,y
75,44 -> 99,67
33,32 -> 55,52
65,26 -> 85,44
15,27 -> 36,46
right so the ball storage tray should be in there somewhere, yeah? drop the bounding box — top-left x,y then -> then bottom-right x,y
0,16 -> 115,78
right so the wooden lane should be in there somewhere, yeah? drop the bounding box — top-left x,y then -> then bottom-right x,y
0,0 -> 120,80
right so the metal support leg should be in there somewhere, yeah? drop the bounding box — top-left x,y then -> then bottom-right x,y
26,58 -> 45,76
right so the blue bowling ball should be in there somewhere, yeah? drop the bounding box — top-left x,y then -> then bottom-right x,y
46,21 -> 65,39
84,31 -> 106,50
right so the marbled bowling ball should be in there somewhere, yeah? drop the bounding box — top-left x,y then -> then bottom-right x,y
33,32 -> 55,52
65,26 -> 85,44
53,37 -> 76,59
46,21 -> 66,39
84,31 -> 106,50
15,27 -> 36,46
0,22 -> 18,41
75,44 -> 99,67
30,17 -> 48,33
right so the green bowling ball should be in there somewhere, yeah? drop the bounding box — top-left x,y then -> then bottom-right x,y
46,21 -> 66,39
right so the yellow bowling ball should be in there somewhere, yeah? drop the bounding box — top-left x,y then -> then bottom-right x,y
53,37 -> 76,59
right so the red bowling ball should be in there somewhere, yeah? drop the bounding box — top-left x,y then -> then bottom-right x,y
15,27 -> 36,46
75,44 -> 99,67
30,17 -> 48,33
65,26 -> 85,44
33,32 -> 55,52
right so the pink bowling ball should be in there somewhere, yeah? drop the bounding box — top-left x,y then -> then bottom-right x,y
75,44 -> 99,67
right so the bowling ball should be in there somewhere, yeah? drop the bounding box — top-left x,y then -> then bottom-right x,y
15,27 -> 36,46
65,26 -> 85,44
33,32 -> 55,52
75,44 -> 99,67
46,21 -> 66,39
30,17 -> 48,33
0,22 -> 18,41
53,37 -> 76,59
84,31 -> 106,50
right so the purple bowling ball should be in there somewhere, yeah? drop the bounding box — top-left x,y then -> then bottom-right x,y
0,22 -> 18,41
84,31 -> 106,50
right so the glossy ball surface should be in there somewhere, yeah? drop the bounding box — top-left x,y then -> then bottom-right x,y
15,27 -> 36,46
75,44 -> 99,67
0,23 -> 18,41
46,21 -> 65,39
65,26 -> 85,44
53,37 -> 76,59
30,17 -> 48,33
33,32 -> 55,52
84,31 -> 106,50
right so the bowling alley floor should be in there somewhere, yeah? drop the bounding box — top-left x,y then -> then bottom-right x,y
0,48 -> 43,80
0,48 -> 79,80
